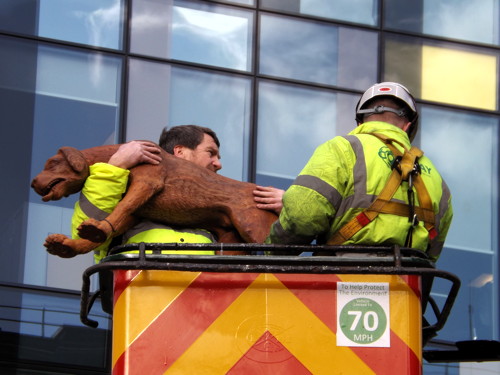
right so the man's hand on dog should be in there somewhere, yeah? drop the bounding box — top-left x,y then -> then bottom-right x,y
108,140 -> 162,169
253,185 -> 285,215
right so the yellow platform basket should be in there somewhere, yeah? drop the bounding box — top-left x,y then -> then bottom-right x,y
80,243 -> 460,375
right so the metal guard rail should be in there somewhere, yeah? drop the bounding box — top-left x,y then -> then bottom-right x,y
80,243 -> 460,342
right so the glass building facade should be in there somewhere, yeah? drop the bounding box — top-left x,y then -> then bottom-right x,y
0,0 -> 498,373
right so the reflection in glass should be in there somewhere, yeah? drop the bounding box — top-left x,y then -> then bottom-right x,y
131,0 -> 253,71
127,60 -> 251,181
424,0 -> 499,45
261,0 -> 379,26
0,0 -> 124,49
38,0 -> 123,49
221,0 -> 255,4
420,107 -> 498,253
420,106 -> 498,343
259,14 -> 378,89
421,45 -> 498,111
384,35 -> 499,111
0,285 -> 110,369
169,68 -> 251,180
24,44 -> 122,289
35,46 -> 122,106
428,250 -> 494,342
256,81 -> 358,189
126,59 -> 172,143
385,0 -> 500,46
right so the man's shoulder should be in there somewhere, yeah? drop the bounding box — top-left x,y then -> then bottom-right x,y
317,135 -> 354,153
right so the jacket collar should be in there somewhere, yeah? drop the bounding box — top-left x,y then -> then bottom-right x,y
349,121 -> 411,149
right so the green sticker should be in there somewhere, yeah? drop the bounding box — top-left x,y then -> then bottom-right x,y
339,298 -> 387,344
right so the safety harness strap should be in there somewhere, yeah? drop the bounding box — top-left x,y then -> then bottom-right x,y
327,133 -> 436,246
370,200 -> 435,224
410,171 -> 438,241
369,133 -> 437,234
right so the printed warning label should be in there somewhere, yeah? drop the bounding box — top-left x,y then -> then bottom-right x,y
337,282 -> 390,347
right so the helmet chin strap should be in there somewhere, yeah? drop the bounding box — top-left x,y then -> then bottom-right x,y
357,105 -> 408,119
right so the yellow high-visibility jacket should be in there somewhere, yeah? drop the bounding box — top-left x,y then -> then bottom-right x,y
267,122 -> 453,262
71,163 -> 215,263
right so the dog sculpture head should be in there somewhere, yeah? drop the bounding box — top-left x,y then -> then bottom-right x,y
31,147 -> 90,202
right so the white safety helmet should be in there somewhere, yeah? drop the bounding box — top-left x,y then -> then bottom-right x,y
355,82 -> 419,141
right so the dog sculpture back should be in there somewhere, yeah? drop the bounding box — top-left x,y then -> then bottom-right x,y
31,144 -> 278,258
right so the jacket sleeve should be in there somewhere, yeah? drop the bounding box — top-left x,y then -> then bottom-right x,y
267,138 -> 351,245
71,163 -> 130,261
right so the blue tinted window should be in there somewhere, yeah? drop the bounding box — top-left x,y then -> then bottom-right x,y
131,0 -> 253,71
0,36 -> 122,287
26,45 -> 122,287
259,14 -> 378,89
256,80 -> 358,189
224,0 -> 254,4
127,59 -> 251,181
261,0 -> 379,26
0,285 -> 111,368
385,0 -> 500,46
420,106 -> 498,342
0,0 -> 124,49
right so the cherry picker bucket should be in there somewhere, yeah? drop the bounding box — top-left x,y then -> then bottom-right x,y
80,244 -> 460,375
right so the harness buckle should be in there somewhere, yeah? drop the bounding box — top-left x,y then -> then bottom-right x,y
411,214 -> 419,227
413,161 -> 421,174
391,155 -> 402,171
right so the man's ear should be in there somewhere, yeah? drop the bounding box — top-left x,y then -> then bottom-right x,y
402,121 -> 412,132
173,145 -> 185,157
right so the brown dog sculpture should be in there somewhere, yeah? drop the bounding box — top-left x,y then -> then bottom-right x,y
31,144 -> 278,258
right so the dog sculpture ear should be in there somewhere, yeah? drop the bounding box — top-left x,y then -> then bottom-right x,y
59,147 -> 88,174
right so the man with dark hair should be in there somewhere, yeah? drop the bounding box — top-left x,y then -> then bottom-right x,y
158,125 -> 222,172
267,82 -> 453,262
71,124 -> 283,262
159,125 -> 219,154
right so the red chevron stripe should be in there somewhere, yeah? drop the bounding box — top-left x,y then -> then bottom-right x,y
400,275 -> 421,299
227,331 -> 313,374
113,272 -> 259,375
113,270 -> 141,305
347,330 -> 420,374
277,273 -> 421,374
275,273 -> 341,332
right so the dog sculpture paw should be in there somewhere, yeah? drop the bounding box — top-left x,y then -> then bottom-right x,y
78,218 -> 112,243
44,234 -> 80,258
44,233 -> 100,257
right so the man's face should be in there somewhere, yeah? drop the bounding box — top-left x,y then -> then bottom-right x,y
176,134 -> 222,172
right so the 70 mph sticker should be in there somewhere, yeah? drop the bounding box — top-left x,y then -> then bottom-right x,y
337,282 -> 390,347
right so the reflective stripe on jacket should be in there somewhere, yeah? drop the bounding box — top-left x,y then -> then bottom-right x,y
71,163 -> 215,263
267,122 -> 453,261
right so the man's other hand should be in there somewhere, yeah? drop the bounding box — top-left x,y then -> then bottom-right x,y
253,185 -> 285,215
108,141 -> 162,169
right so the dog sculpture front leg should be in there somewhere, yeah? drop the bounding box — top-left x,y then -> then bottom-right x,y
77,215 -> 138,243
44,233 -> 100,258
